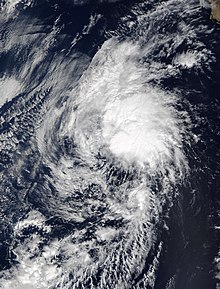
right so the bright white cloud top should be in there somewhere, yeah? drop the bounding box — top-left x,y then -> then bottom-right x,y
0,0 -> 215,288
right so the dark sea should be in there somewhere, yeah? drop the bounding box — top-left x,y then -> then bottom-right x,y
0,0 -> 220,288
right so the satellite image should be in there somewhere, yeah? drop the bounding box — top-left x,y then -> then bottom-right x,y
0,0 -> 219,288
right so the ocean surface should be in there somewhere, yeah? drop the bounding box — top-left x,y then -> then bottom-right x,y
0,0 -> 220,288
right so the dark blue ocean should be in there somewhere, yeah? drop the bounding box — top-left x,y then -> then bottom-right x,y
0,1 -> 219,288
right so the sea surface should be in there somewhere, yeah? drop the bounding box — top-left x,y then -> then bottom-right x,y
0,0 -> 220,288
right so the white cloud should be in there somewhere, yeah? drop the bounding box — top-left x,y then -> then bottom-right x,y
0,77 -> 22,108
